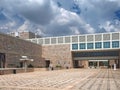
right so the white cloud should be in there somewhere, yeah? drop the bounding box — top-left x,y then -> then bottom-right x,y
70,26 -> 80,34
100,20 -> 120,32
16,20 -> 45,36
0,0 -> 120,36
43,7 -> 95,36
77,0 -> 120,32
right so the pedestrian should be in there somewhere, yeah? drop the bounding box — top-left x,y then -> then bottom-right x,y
49,63 -> 53,71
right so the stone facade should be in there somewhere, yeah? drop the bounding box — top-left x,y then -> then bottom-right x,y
0,33 -> 45,68
1,32 -> 120,69
8,31 -> 41,39
19,31 -> 35,39
42,44 -> 72,68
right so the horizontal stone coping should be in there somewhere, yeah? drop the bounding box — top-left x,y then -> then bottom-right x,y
0,68 -> 26,70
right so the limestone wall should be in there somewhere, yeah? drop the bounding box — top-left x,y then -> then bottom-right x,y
0,68 -> 34,75
0,33 -> 45,68
42,44 -> 72,68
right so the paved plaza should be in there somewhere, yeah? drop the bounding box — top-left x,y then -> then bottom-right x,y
0,69 -> 120,90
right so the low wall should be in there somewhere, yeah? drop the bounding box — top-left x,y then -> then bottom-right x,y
0,68 -> 34,75
34,68 -> 47,71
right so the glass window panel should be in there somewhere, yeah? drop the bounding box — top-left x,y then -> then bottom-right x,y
65,37 -> 70,43
79,43 -> 86,49
87,43 -> 94,49
103,42 -> 110,48
58,37 -> 63,43
87,35 -> 93,42
95,35 -> 102,41
38,39 -> 43,44
72,44 -> 78,50
73,51 -> 119,57
103,34 -> 110,40
112,41 -> 119,48
95,42 -> 102,49
79,36 -> 85,42
51,38 -> 56,44
72,36 -> 78,43
45,38 -> 50,44
112,33 -> 119,40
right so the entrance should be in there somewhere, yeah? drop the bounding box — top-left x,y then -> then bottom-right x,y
0,53 -> 6,68
89,61 -> 97,68
20,62 -> 23,68
45,60 -> 50,68
73,60 -> 84,68
89,60 -> 108,69
72,50 -> 120,68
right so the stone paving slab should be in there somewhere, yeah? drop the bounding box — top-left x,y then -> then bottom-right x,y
0,69 -> 120,90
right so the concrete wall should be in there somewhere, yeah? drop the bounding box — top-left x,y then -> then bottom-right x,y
42,44 -> 72,68
0,33 -> 45,68
0,68 -> 34,75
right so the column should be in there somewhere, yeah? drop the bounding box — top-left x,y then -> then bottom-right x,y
118,59 -> 120,68
117,51 -> 120,68
24,60 -> 27,72
114,63 -> 116,70
97,61 -> 99,68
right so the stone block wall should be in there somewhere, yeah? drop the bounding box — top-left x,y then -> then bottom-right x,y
0,33 -> 45,68
42,44 -> 72,68
0,68 -> 34,75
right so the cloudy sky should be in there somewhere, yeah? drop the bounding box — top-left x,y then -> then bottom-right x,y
0,0 -> 120,37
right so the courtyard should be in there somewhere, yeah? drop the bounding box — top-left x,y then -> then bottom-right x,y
0,69 -> 120,90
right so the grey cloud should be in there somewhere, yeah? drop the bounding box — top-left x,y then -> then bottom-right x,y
78,0 -> 120,33
18,0 -> 54,25
1,0 -> 93,36
0,0 -> 120,36
43,8 -> 94,36
0,0 -> 54,25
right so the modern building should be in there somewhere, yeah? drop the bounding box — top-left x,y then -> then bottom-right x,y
28,32 -> 120,69
0,32 -> 120,69
9,31 -> 41,39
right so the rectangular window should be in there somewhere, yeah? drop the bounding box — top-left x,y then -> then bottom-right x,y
112,41 -> 119,48
103,42 -> 110,48
72,44 -> 78,50
72,51 -> 119,57
95,42 -> 102,49
87,43 -> 94,49
72,36 -> 78,43
79,43 -> 86,49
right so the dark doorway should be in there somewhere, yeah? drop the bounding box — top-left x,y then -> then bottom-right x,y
45,60 -> 50,68
0,53 -> 6,68
115,59 -> 120,68
73,60 -> 79,68
20,62 -> 23,68
89,61 -> 97,68
118,59 -> 120,68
